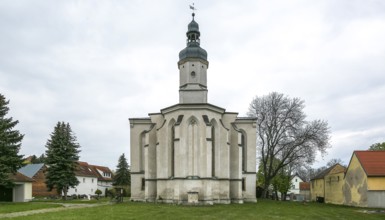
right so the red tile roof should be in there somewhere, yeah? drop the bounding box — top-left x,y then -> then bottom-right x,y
76,161 -> 98,177
89,164 -> 114,181
354,151 -> 385,176
300,182 -> 310,190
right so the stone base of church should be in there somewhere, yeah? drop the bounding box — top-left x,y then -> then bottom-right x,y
244,198 -> 258,203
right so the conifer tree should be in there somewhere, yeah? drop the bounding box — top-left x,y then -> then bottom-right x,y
113,153 -> 130,186
0,94 -> 24,187
45,122 -> 80,199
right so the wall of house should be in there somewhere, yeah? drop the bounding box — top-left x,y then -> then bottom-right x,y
367,177 -> 385,190
33,167 -> 58,197
300,190 -> 310,201
367,177 -> 385,208
97,180 -> 113,196
343,154 -> 368,207
67,176 -> 98,196
367,191 -> 385,208
324,172 -> 344,204
13,182 -> 32,202
288,176 -> 302,195
310,179 -> 324,201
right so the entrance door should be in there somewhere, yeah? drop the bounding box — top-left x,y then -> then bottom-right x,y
0,185 -> 13,202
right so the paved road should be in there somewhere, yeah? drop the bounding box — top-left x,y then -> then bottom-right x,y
0,203 -> 109,219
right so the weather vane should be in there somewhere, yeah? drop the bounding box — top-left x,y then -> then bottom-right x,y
189,3 -> 197,18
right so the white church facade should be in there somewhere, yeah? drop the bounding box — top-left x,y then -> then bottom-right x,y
129,13 -> 257,204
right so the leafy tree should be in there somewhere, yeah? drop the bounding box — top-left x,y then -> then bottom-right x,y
272,168 -> 292,201
45,122 -> 81,200
248,92 -> 330,198
95,189 -> 102,198
368,142 -> 385,151
113,153 -> 131,186
0,94 -> 24,187
258,158 -> 292,201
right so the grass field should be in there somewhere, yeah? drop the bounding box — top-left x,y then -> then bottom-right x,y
2,199 -> 384,220
0,202 -> 61,214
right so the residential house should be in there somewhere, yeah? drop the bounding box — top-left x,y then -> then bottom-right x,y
67,161 -> 98,196
299,182 -> 310,201
18,163 -> 58,197
288,174 -> 303,195
310,163 -> 346,204
0,172 -> 33,202
89,164 -> 114,196
343,151 -> 385,208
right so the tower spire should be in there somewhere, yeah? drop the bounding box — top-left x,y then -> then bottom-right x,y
178,11 -> 209,104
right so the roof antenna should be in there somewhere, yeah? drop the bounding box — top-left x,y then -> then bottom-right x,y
189,3 -> 197,19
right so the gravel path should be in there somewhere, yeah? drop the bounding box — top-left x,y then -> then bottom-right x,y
0,203 -> 109,219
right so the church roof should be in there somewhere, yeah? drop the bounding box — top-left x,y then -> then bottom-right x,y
160,103 -> 226,115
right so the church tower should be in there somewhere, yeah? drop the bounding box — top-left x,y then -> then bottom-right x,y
178,13 -> 208,103
129,12 -> 257,205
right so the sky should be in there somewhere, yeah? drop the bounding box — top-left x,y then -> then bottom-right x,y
1,0 -> 385,171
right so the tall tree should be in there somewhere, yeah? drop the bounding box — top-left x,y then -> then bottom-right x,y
0,94 -> 24,187
113,153 -> 130,186
368,142 -> 385,151
248,92 -> 330,198
45,122 -> 80,199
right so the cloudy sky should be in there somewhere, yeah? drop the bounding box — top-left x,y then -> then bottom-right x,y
1,0 -> 384,170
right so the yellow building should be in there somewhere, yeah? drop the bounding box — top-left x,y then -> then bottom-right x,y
343,151 -> 385,208
310,164 -> 346,204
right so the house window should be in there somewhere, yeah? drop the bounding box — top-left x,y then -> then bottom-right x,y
92,179 -> 94,183
83,178 -> 85,183
295,179 -> 297,182
75,189 -> 77,193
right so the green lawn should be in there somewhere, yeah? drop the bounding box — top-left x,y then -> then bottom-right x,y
0,202 -> 62,214
3,200 -> 385,220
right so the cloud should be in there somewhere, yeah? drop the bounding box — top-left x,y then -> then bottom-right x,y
1,0 -> 384,169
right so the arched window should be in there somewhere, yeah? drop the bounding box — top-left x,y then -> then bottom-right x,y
188,117 -> 198,176
168,119 -> 176,177
212,125 -> 215,177
140,132 -> 146,172
210,119 -> 218,177
241,132 -> 246,172
171,125 -> 175,177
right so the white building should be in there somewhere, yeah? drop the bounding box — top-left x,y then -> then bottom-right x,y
67,162 -> 98,196
90,165 -> 114,196
288,174 -> 304,195
129,13 -> 257,204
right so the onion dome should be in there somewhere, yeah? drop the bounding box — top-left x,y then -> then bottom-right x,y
179,13 -> 208,62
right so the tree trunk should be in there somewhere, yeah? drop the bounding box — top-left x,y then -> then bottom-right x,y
62,188 -> 67,200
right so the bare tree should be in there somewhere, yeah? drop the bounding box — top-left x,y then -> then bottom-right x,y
326,158 -> 345,167
248,92 -> 330,198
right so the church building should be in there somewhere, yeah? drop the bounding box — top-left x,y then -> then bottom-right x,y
129,13 -> 257,204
